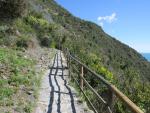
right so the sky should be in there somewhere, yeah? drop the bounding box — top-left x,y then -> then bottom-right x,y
55,0 -> 150,53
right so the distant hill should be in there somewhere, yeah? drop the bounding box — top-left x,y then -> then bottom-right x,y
142,53 -> 150,61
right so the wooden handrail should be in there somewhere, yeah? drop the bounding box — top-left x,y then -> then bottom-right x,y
69,54 -> 111,86
70,71 -> 99,113
81,75 -> 107,104
110,85 -> 144,113
63,48 -> 144,113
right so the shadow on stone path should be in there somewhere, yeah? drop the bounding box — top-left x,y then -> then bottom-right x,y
35,50 -> 93,113
47,51 -> 76,113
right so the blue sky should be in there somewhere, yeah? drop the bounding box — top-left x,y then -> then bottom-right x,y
55,0 -> 150,53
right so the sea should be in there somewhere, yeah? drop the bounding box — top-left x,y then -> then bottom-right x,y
142,53 -> 150,61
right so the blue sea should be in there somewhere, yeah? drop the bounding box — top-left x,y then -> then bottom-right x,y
142,53 -> 150,61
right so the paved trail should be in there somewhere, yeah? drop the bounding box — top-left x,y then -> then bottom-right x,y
35,50 -> 92,113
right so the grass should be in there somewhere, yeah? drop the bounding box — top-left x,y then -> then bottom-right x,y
0,47 -> 41,113
0,88 -> 14,100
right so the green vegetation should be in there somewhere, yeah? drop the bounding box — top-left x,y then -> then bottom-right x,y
0,0 -> 27,19
0,1 -> 58,112
0,0 -> 149,112
0,48 -> 41,113
40,0 -> 150,112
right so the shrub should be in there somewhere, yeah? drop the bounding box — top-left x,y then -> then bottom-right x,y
40,35 -> 55,47
16,39 -> 28,48
40,36 -> 51,47
14,19 -> 33,33
25,15 -> 49,28
0,0 -> 27,19
0,25 -> 9,32
50,40 -> 56,48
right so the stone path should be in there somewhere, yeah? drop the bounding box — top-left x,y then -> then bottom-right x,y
35,50 -> 93,113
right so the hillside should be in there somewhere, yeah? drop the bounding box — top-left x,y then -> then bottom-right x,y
0,0 -> 150,112
37,1 -> 150,112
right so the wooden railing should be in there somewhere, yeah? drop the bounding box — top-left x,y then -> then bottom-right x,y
63,48 -> 144,113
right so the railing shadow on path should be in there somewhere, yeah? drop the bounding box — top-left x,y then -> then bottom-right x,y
47,51 -> 77,113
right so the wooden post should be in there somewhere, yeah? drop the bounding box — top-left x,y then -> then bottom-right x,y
68,51 -> 71,79
80,66 -> 84,90
107,89 -> 115,112
67,49 -> 69,67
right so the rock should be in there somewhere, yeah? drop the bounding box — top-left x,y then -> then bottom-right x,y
0,63 -> 2,67
16,30 -> 21,36
2,75 -> 7,79
27,91 -> 33,95
19,85 -> 25,90
24,55 -> 27,58
29,94 -> 35,102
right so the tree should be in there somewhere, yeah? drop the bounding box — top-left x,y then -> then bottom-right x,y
0,0 -> 27,19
